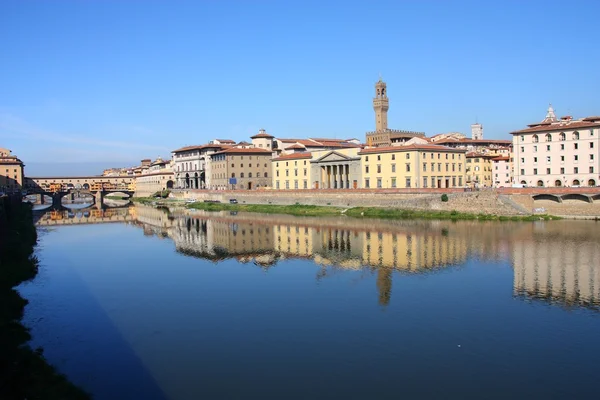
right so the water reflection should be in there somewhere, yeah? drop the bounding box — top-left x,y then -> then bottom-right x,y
123,205 -> 600,310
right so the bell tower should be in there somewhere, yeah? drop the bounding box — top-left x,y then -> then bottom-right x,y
373,78 -> 389,131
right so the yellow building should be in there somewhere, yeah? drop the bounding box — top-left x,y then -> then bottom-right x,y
466,152 -> 494,188
359,144 -> 466,189
0,147 -> 25,193
271,151 -> 313,190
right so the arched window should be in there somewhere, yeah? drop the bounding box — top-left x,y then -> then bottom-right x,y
573,179 -> 580,186
573,131 -> 580,140
589,179 -> 596,187
249,172 -> 252,178
533,135 -> 539,143
520,180 -> 527,185
264,172 -> 268,178
240,173 -> 244,178
537,180 -> 544,187
554,180 -> 562,187
545,133 -> 552,142
559,132 -> 566,141
231,173 -> 235,178
257,172 -> 261,178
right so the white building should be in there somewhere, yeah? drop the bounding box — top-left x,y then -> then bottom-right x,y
171,144 -> 228,189
511,106 -> 600,187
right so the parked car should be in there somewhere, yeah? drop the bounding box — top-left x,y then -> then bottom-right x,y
229,199 -> 238,204
203,199 -> 221,203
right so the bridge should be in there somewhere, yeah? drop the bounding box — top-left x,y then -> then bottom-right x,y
25,175 -> 135,207
35,207 -> 135,226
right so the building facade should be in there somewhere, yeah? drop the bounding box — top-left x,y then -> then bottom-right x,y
135,158 -> 175,196
492,156 -> 513,188
466,153 -> 494,188
0,147 -> 25,193
172,144 -> 227,189
359,144 -> 466,189
511,106 -> 600,187
272,152 -> 313,190
210,148 -> 272,190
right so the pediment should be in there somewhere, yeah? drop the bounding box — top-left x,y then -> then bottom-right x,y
312,151 -> 357,163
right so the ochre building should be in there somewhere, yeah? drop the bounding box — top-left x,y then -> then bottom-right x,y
0,147 -> 25,193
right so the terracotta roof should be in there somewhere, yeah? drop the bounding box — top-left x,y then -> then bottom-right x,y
272,153 -> 313,161
466,152 -> 495,158
250,132 -> 274,139
212,147 -> 272,156
358,144 -> 466,155
511,119 -> 600,134
215,139 -> 236,143
172,144 -> 229,153
435,138 -> 512,145
492,156 -> 510,161
287,144 -> 306,150
582,116 -> 600,122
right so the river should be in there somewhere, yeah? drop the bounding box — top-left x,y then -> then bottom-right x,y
18,204 -> 600,399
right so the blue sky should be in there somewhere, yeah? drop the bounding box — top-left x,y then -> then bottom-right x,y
1,0 -> 599,176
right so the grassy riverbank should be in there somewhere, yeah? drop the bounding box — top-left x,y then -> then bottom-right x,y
186,201 -> 558,221
0,197 -> 89,399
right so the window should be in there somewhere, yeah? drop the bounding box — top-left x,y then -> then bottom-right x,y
574,143 -> 579,150
573,132 -> 579,140
391,178 -> 396,188
546,145 -> 551,151
231,173 -> 235,178
533,145 -> 537,152
561,144 -> 565,150
520,135 -> 524,142
546,156 -> 551,163
276,181 -> 280,189
264,172 -> 268,178
391,164 -> 396,172
365,166 -> 369,173
520,146 -> 524,152
423,163 -> 427,172
559,132 -> 565,141
376,178 -> 382,188
406,164 -> 411,172
285,181 -> 289,189
240,172 -> 245,178
365,179 -> 370,188
574,155 -> 579,161
520,157 -> 525,163
405,178 -> 411,188
294,180 -> 298,189
545,134 -> 552,142
276,170 -> 279,177
533,135 -> 539,143
406,153 -> 410,159
294,169 -> 298,176
590,142 -> 595,149
520,169 -> 525,175
534,157 -> 538,163
590,167 -> 595,173
365,156 -> 369,161
423,153 -> 427,159
391,154 -> 395,160
377,165 -> 381,173
303,180 -> 307,189
533,168 -> 538,175
249,172 -> 252,178
574,167 -> 579,174
561,156 -> 565,162
423,177 -> 428,188
546,168 -> 551,174
591,154 -> 595,161
231,163 -> 234,168
560,167 -> 564,174
437,163 -> 441,172
303,168 -> 307,175
257,172 -> 261,178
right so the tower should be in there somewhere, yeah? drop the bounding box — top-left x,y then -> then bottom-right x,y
373,78 -> 389,131
471,122 -> 483,140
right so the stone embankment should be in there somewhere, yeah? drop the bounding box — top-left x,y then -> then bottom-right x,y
171,189 -> 526,216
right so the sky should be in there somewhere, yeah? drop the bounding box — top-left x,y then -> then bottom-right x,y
1,0 -> 599,176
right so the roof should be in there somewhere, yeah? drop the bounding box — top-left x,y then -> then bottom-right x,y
272,153 -> 313,161
212,147 -> 272,156
434,138 -> 512,145
250,132 -> 274,139
287,144 -> 306,150
466,152 -> 496,158
215,139 -> 236,143
511,119 -> 600,134
172,144 -> 228,153
358,144 -> 466,155
492,156 -> 510,161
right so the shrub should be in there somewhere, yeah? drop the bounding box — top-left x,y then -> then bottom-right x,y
441,194 -> 449,202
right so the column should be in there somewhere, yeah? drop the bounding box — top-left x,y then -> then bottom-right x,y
346,164 -> 350,189
327,166 -> 331,188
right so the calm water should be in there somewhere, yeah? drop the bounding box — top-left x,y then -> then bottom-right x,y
19,205 -> 600,399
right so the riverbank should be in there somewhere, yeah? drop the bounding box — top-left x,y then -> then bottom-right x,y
186,201 -> 557,221
0,197 -> 89,399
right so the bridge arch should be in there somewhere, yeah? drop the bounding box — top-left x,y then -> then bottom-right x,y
532,194 -> 561,203
561,194 -> 592,203
83,183 -> 90,190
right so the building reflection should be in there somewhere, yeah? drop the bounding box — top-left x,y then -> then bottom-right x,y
512,222 -> 600,308
124,205 -> 600,310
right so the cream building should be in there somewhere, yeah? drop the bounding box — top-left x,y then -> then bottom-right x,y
359,144 -> 466,189
134,158 -> 174,196
0,147 -> 25,193
172,144 -> 228,189
511,106 -> 600,187
271,152 -> 313,190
